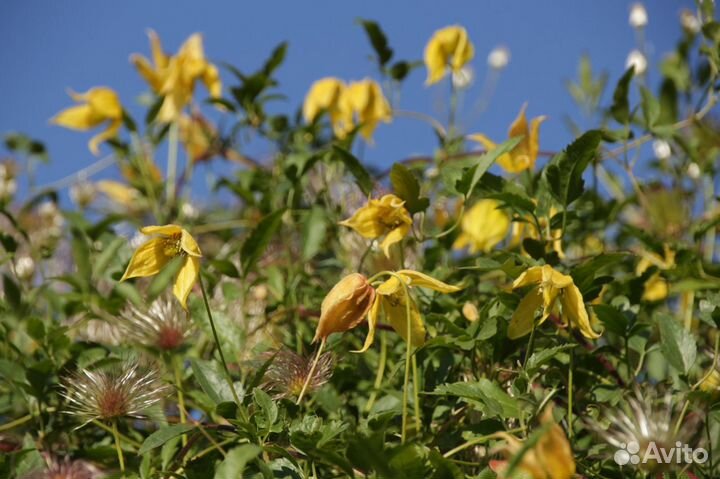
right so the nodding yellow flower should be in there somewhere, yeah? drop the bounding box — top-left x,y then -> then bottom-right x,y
342,79 -> 392,141
470,104 -> 546,173
96,181 -> 142,208
508,264 -> 600,340
340,194 -> 412,258
303,77 -> 353,138
51,87 -> 123,155
635,245 -> 675,302
131,30 -> 222,123
313,273 -> 376,343
357,270 -> 461,352
120,225 -> 201,309
492,407 -> 576,479
424,25 -> 475,85
452,199 -> 510,253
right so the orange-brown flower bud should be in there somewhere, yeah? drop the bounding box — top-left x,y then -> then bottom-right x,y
313,273 -> 376,343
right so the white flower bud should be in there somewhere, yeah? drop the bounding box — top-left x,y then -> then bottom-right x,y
625,49 -> 647,75
180,202 -> 199,220
680,9 -> 701,34
652,140 -> 671,160
629,3 -> 648,28
15,256 -> 35,281
452,65 -> 474,90
687,162 -> 701,179
487,46 -> 511,70
70,181 -> 97,209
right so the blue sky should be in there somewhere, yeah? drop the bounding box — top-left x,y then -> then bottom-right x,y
0,0 -> 692,198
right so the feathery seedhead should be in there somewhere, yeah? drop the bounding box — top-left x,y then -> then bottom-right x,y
118,294 -> 192,351
262,350 -> 334,399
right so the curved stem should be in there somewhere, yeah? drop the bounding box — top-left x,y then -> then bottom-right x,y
365,331 -> 387,413
111,420 -> 125,473
412,355 -> 421,435
443,427 -> 524,458
0,413 -> 32,432
567,348 -> 574,439
401,277 -> 413,444
296,338 -> 326,404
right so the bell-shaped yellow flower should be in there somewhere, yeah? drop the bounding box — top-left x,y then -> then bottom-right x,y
303,77 -> 353,138
424,25 -> 475,85
635,245 -> 675,302
357,270 -> 461,352
492,407 -> 576,479
131,30 -> 222,123
313,273 -> 376,343
120,225 -> 201,309
340,194 -> 412,258
470,104 -> 546,173
508,265 -> 600,340
51,87 -> 123,155
342,79 -> 392,141
452,199 -> 510,253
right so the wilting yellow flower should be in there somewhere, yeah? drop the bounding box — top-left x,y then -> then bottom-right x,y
508,265 -> 600,339
131,30 -> 222,123
313,273 -> 376,343
470,104 -> 546,173
492,407 -> 576,479
635,245 -> 675,302
424,25 -> 475,85
51,87 -> 123,155
303,77 -> 352,138
179,113 -> 218,164
452,199 -> 510,253
340,194 -> 412,258
358,270 -> 461,351
342,79 -> 392,140
120,225 -> 201,309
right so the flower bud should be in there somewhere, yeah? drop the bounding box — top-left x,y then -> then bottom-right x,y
487,46 -> 510,70
652,139 -> 671,160
452,66 -> 474,89
314,273 -> 376,342
680,9 -> 701,34
687,162 -> 701,179
462,302 -> 479,322
15,256 -> 35,281
629,3 -> 648,29
625,49 -> 647,75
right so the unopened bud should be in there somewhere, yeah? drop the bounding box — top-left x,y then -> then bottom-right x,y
462,302 -> 479,322
680,9 -> 701,34
629,3 -> 648,28
625,50 -> 647,75
652,140 -> 671,160
15,256 -> 35,281
487,46 -> 510,70
687,162 -> 701,179
314,273 -> 376,343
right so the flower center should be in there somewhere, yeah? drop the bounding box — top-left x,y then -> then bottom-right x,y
162,234 -> 183,257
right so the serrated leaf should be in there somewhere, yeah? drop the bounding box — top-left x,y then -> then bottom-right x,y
526,345 -> 576,374
435,379 -> 522,418
658,313 -> 696,374
190,359 -> 237,405
241,209 -> 285,274
331,145 -> 373,195
544,130 -> 602,207
390,163 -> 429,214
457,136 -> 522,198
138,424 -> 195,455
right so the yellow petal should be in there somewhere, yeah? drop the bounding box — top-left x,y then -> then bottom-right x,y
354,295 -> 381,353
512,266 -> 544,289
379,222 -> 410,257
173,256 -> 200,309
120,238 -> 171,281
453,200 -> 510,253
508,286 -> 544,339
88,119 -> 121,156
180,229 -> 202,257
536,408 -> 576,479
424,25 -> 474,85
131,54 -> 164,92
96,180 -> 141,206
528,115 -> 547,168
314,273 -> 376,342
51,104 -> 98,131
141,224 -> 183,236
376,276 -> 403,296
147,29 -> 169,69
85,88 -> 122,119
560,284 -> 600,339
396,270 -> 461,293
303,77 -> 345,123
383,294 -> 426,347
542,264 -> 573,289
202,63 -> 222,98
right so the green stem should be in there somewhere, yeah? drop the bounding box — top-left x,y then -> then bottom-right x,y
567,348 -> 574,439
173,354 -> 188,446
365,331 -> 387,413
412,355 -> 421,435
523,320 -> 537,370
443,427 -> 524,458
166,121 -> 179,204
112,420 -> 125,473
296,338 -> 326,404
0,413 -> 32,432
91,420 -> 141,448
198,275 -> 244,419
401,278 -> 413,444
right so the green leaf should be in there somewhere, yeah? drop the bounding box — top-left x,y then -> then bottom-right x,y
592,304 -> 628,336
240,209 -> 285,274
263,42 -> 288,76
526,345 -> 576,374
211,259 -> 240,278
138,424 -> 195,455
435,379 -> 522,418
358,19 -> 393,66
390,163 -> 429,214
302,206 -> 328,260
214,444 -> 262,479
544,130 -> 602,207
0,233 -> 18,253
658,313 -> 697,374
190,359 -> 237,405
331,145 -> 374,196
70,229 -> 91,290
253,387 -> 279,432
92,236 -> 125,278
456,136 -> 522,198
640,86 -> 660,128
2,273 -> 21,310
610,66 -> 635,123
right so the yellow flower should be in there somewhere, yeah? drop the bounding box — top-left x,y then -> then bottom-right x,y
96,180 -> 143,210
635,245 -> 675,302
340,194 -> 412,258
131,30 -> 222,123
303,77 -> 352,138
357,270 -> 461,352
179,114 -> 218,164
493,407 -> 576,479
342,79 -> 392,141
470,104 -> 546,173
424,25 -> 475,85
508,265 -> 600,340
51,87 -> 123,155
313,273 -> 376,343
120,225 -> 201,309
452,199 -> 510,253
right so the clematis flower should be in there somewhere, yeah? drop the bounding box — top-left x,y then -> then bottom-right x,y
342,79 -> 392,141
131,30 -> 222,123
120,225 -> 201,309
424,25 -> 475,85
470,104 -> 546,173
303,77 -> 353,138
340,194 -> 413,258
508,265 -> 600,340
313,273 -> 376,343
452,199 -> 510,253
492,407 -> 576,479
51,87 -> 123,155
635,245 -> 675,302
357,270 -> 461,351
